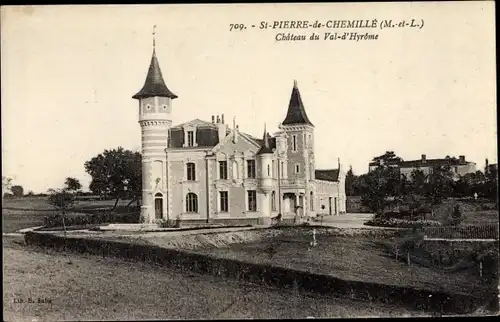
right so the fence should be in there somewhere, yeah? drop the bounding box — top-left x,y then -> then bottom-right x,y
424,225 -> 499,239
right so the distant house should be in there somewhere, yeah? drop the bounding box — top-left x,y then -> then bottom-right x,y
369,154 -> 477,181
485,158 -> 498,176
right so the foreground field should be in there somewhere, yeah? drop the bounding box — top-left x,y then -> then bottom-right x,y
3,236 -> 426,320
192,234 -> 495,299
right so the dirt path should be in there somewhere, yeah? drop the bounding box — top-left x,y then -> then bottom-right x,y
3,236 -> 428,320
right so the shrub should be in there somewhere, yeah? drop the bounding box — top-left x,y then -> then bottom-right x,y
365,218 -> 442,228
158,216 -> 181,228
450,205 -> 462,226
44,211 -> 140,228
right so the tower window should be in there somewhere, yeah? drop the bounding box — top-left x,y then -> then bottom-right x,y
292,135 -> 297,152
295,164 -> 300,174
187,162 -> 196,181
219,191 -> 229,212
310,191 -> 314,211
247,190 -> 257,211
219,161 -> 228,180
271,191 -> 276,211
247,160 -> 256,178
267,164 -> 271,176
187,131 -> 194,147
186,193 -> 198,213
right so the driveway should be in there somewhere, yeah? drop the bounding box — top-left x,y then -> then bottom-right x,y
314,213 -> 375,229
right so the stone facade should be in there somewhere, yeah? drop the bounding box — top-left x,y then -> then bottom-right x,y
133,48 -> 346,224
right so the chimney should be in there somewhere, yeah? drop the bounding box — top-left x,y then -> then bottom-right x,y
459,155 -> 465,163
421,154 -> 426,163
215,115 -> 227,142
232,117 -> 238,143
211,115 -> 215,123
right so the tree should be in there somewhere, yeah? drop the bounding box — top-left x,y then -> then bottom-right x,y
358,165 -> 401,216
345,165 -> 357,196
372,151 -> 404,164
2,176 -> 12,197
424,165 -> 454,206
64,177 -> 82,193
47,189 -> 75,238
11,185 -> 24,197
84,147 -> 142,209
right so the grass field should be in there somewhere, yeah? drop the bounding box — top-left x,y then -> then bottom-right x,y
2,197 -> 133,233
3,236 -> 427,320
192,233 -> 496,299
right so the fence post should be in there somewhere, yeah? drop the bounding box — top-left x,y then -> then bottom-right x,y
407,251 -> 411,266
480,261 -> 483,277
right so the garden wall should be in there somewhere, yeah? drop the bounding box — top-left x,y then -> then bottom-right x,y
24,230 -> 496,315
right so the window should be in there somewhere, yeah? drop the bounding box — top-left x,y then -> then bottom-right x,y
295,164 -> 300,174
271,191 -> 276,211
292,135 -> 297,152
310,191 -> 314,211
186,193 -> 198,213
272,160 -> 275,178
187,131 -> 194,147
219,161 -> 228,180
187,162 -> 196,181
247,190 -> 257,211
281,162 -> 284,177
219,191 -> 229,212
247,160 -> 256,178
267,164 -> 271,176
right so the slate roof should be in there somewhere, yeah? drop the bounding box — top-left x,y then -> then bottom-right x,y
257,125 -> 274,155
315,169 -> 340,182
132,50 -> 178,100
281,80 -> 314,126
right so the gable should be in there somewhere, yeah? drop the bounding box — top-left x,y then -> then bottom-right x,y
212,131 -> 260,155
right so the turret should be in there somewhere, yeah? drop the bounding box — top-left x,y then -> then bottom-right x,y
257,124 -> 274,194
132,26 -> 176,223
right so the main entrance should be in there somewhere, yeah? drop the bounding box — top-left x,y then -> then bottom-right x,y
154,193 -> 163,219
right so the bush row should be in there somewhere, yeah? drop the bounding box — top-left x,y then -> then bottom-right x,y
365,218 -> 442,228
43,212 -> 140,228
24,231 -> 497,315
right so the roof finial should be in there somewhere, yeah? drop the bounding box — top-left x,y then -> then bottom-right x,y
152,25 -> 157,50
263,123 -> 270,148
293,79 -> 298,88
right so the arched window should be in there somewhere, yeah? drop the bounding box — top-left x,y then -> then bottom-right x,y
155,193 -> 163,219
310,191 -> 314,211
186,193 -> 198,213
271,191 -> 276,211
187,162 -> 196,181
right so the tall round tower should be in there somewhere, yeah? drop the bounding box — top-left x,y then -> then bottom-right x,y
132,30 -> 177,223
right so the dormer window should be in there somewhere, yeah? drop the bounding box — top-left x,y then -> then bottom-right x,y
187,131 -> 194,147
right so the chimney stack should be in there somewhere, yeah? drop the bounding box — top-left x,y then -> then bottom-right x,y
421,154 -> 427,163
221,114 -> 225,124
216,115 -> 220,123
459,155 -> 465,163
211,115 -> 215,123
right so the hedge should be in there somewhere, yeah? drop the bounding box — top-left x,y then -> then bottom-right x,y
44,212 -> 140,228
24,231 -> 498,315
365,218 -> 442,228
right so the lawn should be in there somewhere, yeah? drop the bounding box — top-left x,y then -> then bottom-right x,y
2,236 -> 426,320
2,197 -> 134,233
192,233 -> 496,299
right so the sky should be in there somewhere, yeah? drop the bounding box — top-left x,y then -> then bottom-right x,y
1,3 -> 497,193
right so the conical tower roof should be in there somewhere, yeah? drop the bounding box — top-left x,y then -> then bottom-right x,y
132,49 -> 178,100
281,80 -> 313,126
257,124 -> 274,155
